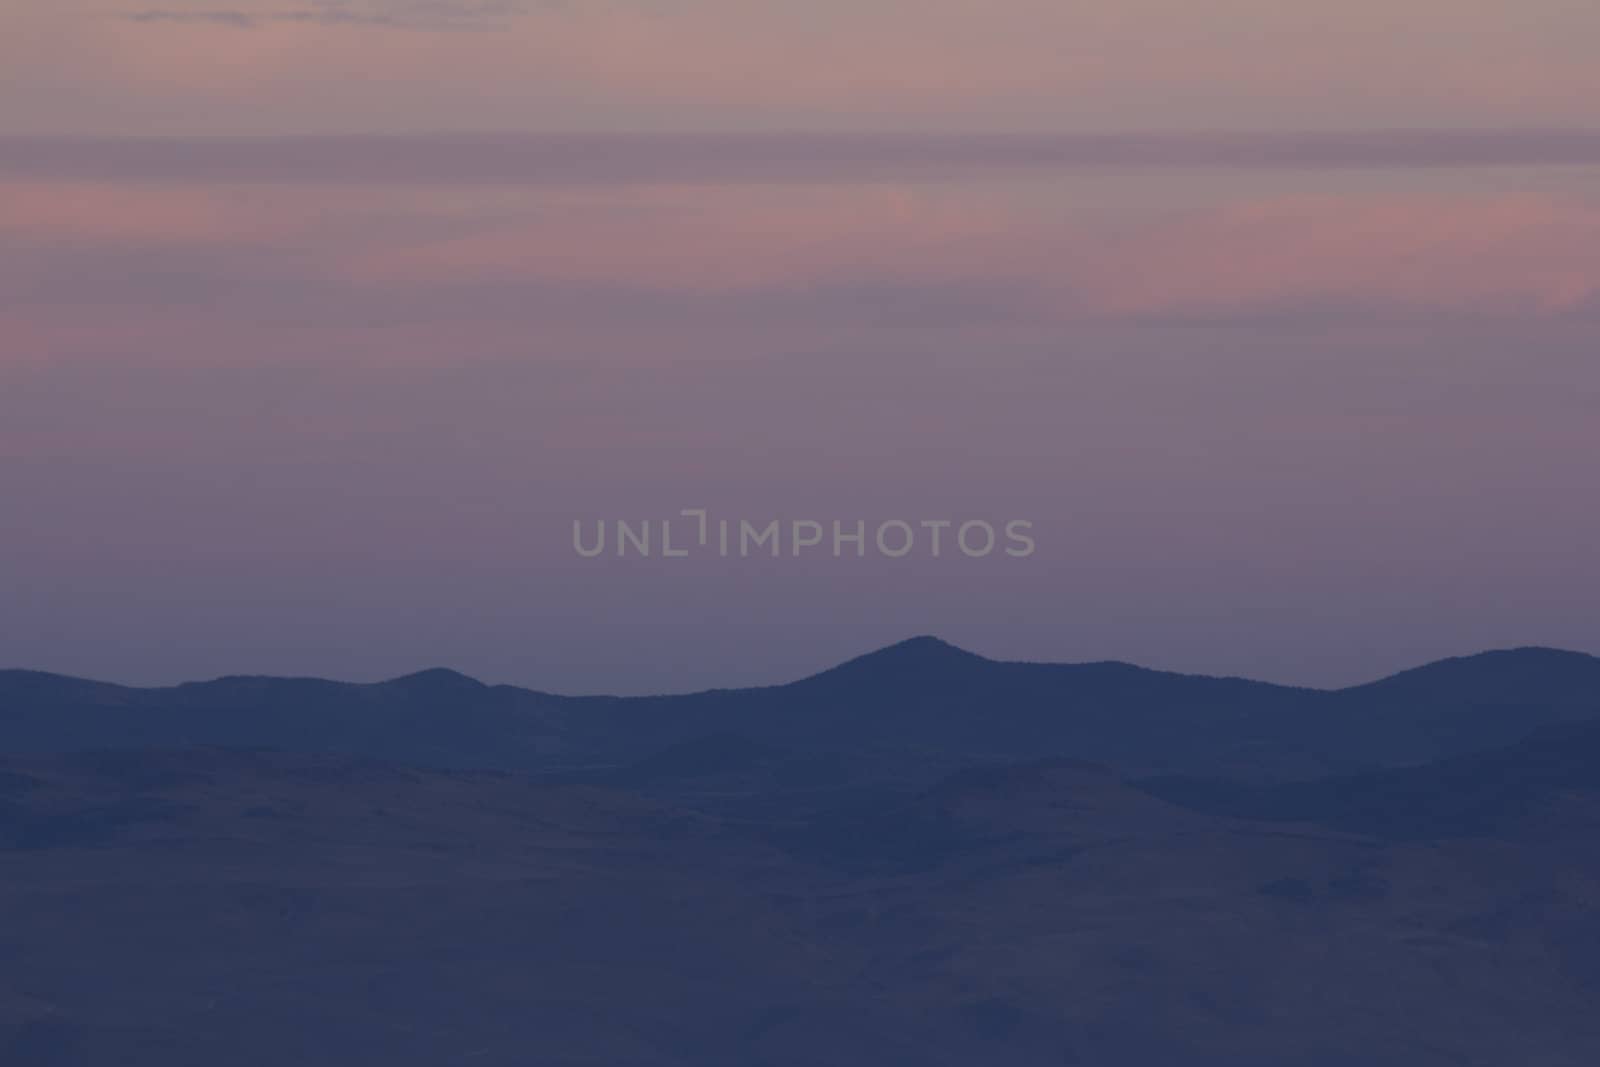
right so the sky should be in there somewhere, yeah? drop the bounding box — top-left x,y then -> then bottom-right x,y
2,1 -> 1598,693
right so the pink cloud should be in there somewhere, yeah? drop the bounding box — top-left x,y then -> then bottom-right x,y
336,184 -> 1600,321
341,185 -> 1014,289
1075,194 -> 1600,319
5,173 -> 1600,377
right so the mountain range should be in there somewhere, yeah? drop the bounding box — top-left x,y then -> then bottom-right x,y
6,638 -> 1600,783
5,638 -> 1600,1064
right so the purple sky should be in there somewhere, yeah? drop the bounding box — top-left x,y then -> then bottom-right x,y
3,4 -> 1599,693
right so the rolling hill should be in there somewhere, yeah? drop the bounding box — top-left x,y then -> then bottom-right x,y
5,638 -> 1599,782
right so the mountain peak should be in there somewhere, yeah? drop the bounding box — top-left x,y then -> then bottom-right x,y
886,634 -> 976,655
850,635 -> 987,667
792,636 -> 990,691
382,668 -> 487,693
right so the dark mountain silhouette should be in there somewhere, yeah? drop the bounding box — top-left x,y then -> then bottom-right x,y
5,640 -> 1600,782
7,639 -> 1600,1063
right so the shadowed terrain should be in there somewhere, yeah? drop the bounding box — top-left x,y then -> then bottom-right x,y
4,640 -> 1600,1064
4,733 -> 1600,1065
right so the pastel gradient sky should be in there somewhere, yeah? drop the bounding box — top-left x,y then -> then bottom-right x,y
3,1 -> 1598,692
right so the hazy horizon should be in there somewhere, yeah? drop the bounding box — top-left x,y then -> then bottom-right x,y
5,3 -> 1599,695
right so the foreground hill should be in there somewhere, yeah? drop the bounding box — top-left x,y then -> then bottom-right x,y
4,639 -> 1600,781
1143,712 -> 1600,839
4,727 -> 1600,1066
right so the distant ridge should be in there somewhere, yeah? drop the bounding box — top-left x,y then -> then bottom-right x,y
1339,646 -> 1600,695
8,639 -> 1597,699
3,642 -> 1598,782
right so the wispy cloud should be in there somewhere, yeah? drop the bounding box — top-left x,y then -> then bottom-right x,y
5,131 -> 1600,187
117,1 -> 527,31
123,10 -> 261,26
4,177 -> 1599,337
